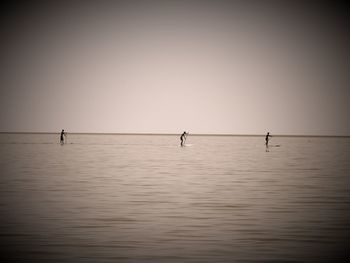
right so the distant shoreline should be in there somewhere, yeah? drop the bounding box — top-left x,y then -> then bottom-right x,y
0,132 -> 349,138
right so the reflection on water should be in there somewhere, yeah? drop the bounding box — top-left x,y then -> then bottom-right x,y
1,134 -> 350,262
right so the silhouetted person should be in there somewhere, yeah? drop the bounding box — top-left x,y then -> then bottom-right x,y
180,131 -> 187,146
265,132 -> 271,147
60,129 -> 66,144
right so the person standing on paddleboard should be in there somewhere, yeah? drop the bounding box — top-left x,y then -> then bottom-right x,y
265,132 -> 271,147
180,131 -> 187,146
60,129 -> 66,144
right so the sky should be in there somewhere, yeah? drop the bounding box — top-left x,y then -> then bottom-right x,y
1,1 -> 349,135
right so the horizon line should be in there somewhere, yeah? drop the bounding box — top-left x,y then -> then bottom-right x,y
0,131 -> 349,138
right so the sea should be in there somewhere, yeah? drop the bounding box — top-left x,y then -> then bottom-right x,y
0,133 -> 350,262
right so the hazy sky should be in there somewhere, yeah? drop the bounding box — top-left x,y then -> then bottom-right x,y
1,1 -> 349,135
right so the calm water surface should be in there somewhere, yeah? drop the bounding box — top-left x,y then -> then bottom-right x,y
1,134 -> 350,262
